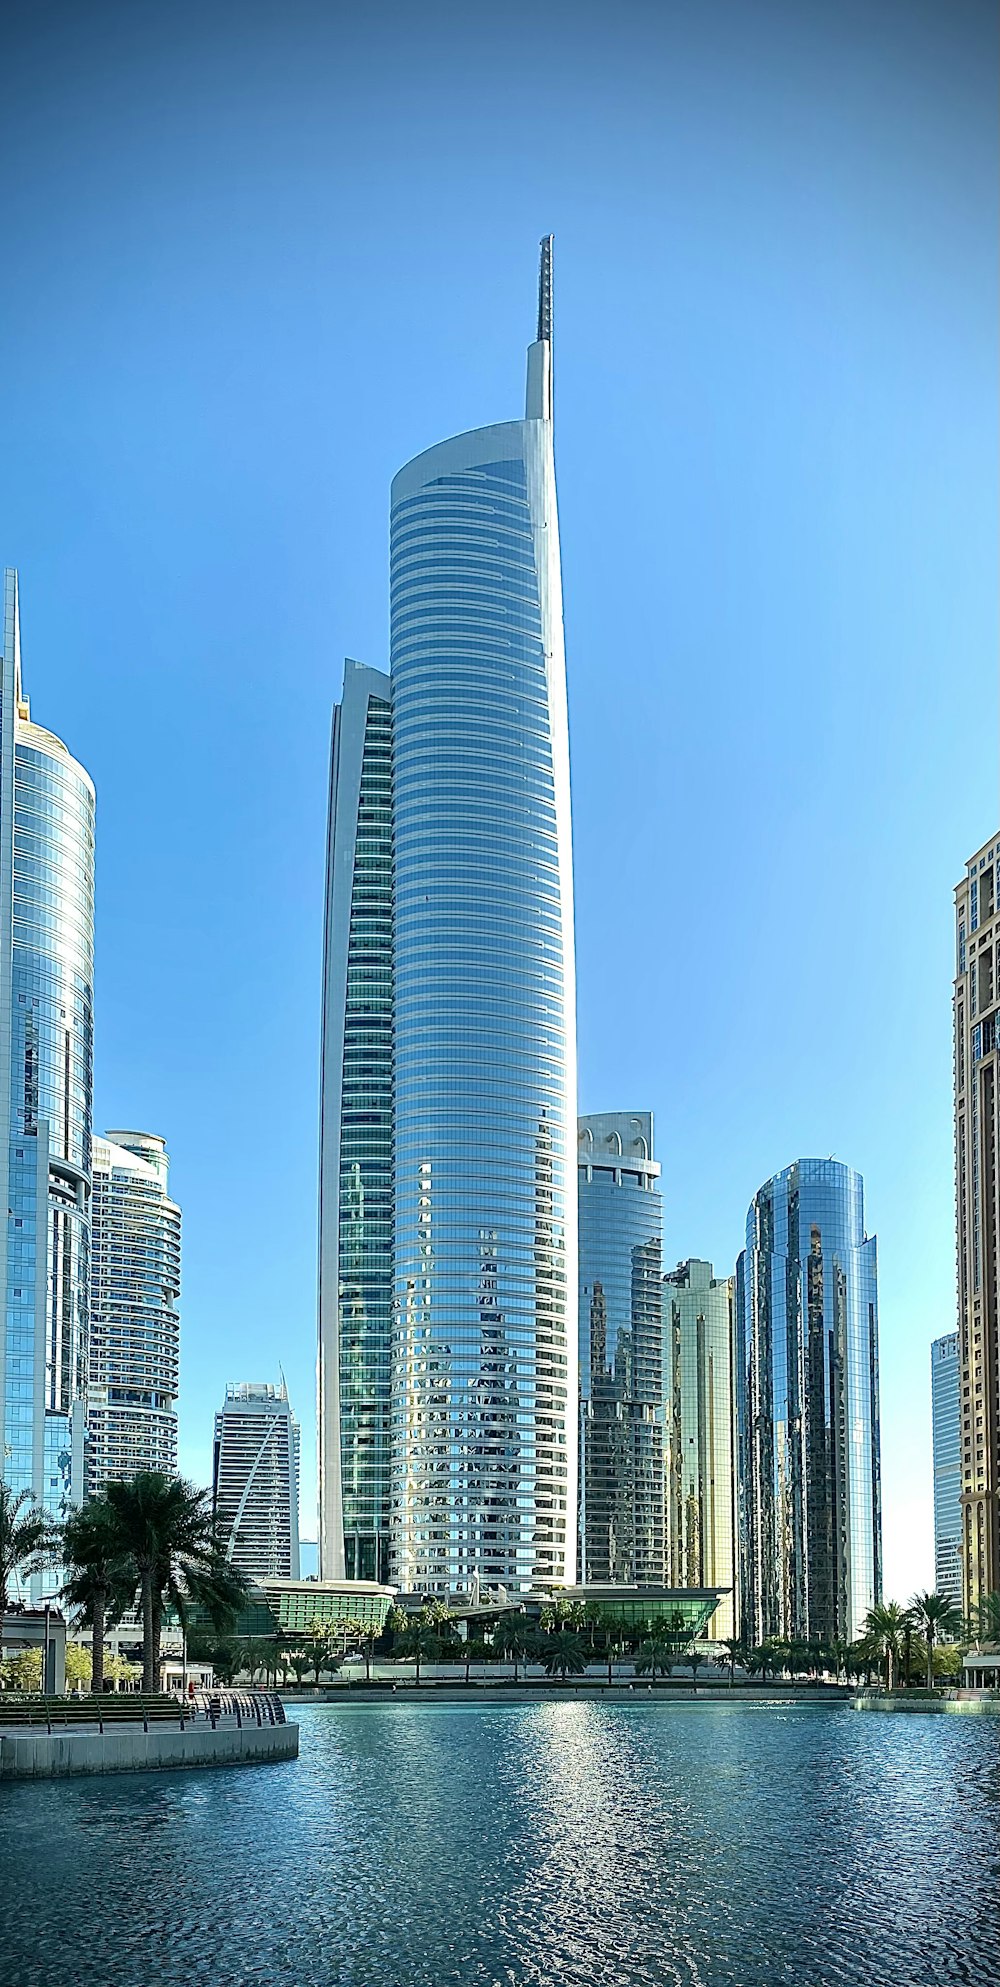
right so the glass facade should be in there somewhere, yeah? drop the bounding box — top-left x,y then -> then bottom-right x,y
663,1259 -> 737,1640
213,1381 -> 300,1582
87,1132 -> 181,1492
737,1159 -> 882,1645
0,571 -> 95,1563
389,271 -> 577,1596
931,1332 -> 962,1609
577,1113 -> 663,1585
318,665 -> 393,1582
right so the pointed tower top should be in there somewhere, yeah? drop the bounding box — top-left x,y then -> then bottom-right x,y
525,235 -> 554,421
537,234 -> 554,344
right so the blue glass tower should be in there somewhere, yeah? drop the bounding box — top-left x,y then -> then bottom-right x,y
0,572 -> 95,1559
389,241 -> 577,1595
318,663 -> 393,1582
577,1113 -> 663,1586
931,1332 -> 962,1609
737,1158 -> 882,1644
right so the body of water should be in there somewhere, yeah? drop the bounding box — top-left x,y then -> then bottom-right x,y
1,1699 -> 999,1986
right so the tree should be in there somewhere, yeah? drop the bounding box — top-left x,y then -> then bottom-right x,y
237,1635 -> 279,1685
65,1641 -> 93,1691
104,1472 -> 250,1693
864,1602 -> 911,1690
462,1637 -> 488,1684
828,1639 -> 850,1684
60,1499 -> 134,1696
398,1621 -> 442,1683
970,1591 -> 1000,1649
104,1652 -> 140,1690
720,1637 -> 745,1685
493,1617 -> 537,1682
1,1647 -> 42,1691
909,1591 -> 964,1689
285,1642 -> 312,1688
687,1648 -> 708,1692
0,1482 -> 53,1614
540,1631 -> 586,1679
634,1639 -> 673,1681
746,1643 -> 776,1682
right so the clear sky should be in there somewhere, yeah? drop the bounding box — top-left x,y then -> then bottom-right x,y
1,0 -> 996,1598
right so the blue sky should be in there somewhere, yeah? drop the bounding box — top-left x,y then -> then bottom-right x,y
1,0 -> 996,1596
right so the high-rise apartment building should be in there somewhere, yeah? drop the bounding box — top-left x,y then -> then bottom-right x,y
663,1259 -> 737,1641
931,1331 -> 962,1610
319,242 -> 578,1597
953,835 -> 1000,1615
736,1158 -> 882,1646
87,1132 -> 181,1493
213,1381 -> 300,1582
577,1113 -> 663,1586
0,572 -> 95,1545
318,664 -> 393,1583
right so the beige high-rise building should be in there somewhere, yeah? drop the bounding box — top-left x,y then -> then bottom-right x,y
663,1259 -> 738,1641
954,834 -> 1000,1617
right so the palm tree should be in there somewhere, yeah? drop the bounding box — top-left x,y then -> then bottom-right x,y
746,1643 -> 776,1682
541,1631 -> 586,1679
720,1637 -> 745,1685
634,1638 -> 673,1681
827,1638 -> 849,1683
0,1482 -> 53,1614
104,1472 -> 249,1692
864,1602 -> 910,1690
493,1617 -> 537,1681
60,1500 -> 134,1695
968,1591 -> 1000,1650
399,1620 -> 441,1683
909,1591 -> 963,1689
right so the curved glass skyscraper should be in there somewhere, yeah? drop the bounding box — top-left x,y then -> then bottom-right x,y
736,1158 -> 881,1645
390,240 -> 577,1595
0,570 -> 95,1543
319,244 -> 577,1596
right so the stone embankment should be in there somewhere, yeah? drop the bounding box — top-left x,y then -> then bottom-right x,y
0,1695 -> 299,1778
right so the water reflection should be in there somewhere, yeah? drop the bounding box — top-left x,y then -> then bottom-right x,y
1,1702 -> 998,1986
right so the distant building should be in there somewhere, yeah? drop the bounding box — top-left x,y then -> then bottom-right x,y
662,1260 -> 738,1641
577,1113 -> 663,1585
931,1333 -> 962,1609
87,1132 -> 181,1492
737,1158 -> 882,1646
212,1382 -> 300,1581
953,836 -> 1000,1616
318,662 -> 393,1585
0,571 -> 95,1546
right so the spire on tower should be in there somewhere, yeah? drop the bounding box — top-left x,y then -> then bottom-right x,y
525,234 -> 554,421
537,234 -> 553,344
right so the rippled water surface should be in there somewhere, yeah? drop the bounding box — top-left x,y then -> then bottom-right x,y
2,1700 -> 1000,1986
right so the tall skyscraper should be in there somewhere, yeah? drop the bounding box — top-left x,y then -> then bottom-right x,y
577,1113 -> 663,1585
953,836 -> 1000,1617
319,242 -> 578,1597
663,1259 -> 738,1640
213,1381 -> 300,1582
931,1332 -> 962,1610
736,1158 -> 882,1646
87,1131 -> 181,1494
0,571 -> 95,1542
318,664 -> 393,1582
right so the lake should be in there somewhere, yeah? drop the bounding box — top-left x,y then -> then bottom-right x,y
1,1699 -> 998,1985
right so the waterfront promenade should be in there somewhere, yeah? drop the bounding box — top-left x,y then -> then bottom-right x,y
0,1692 -> 299,1778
